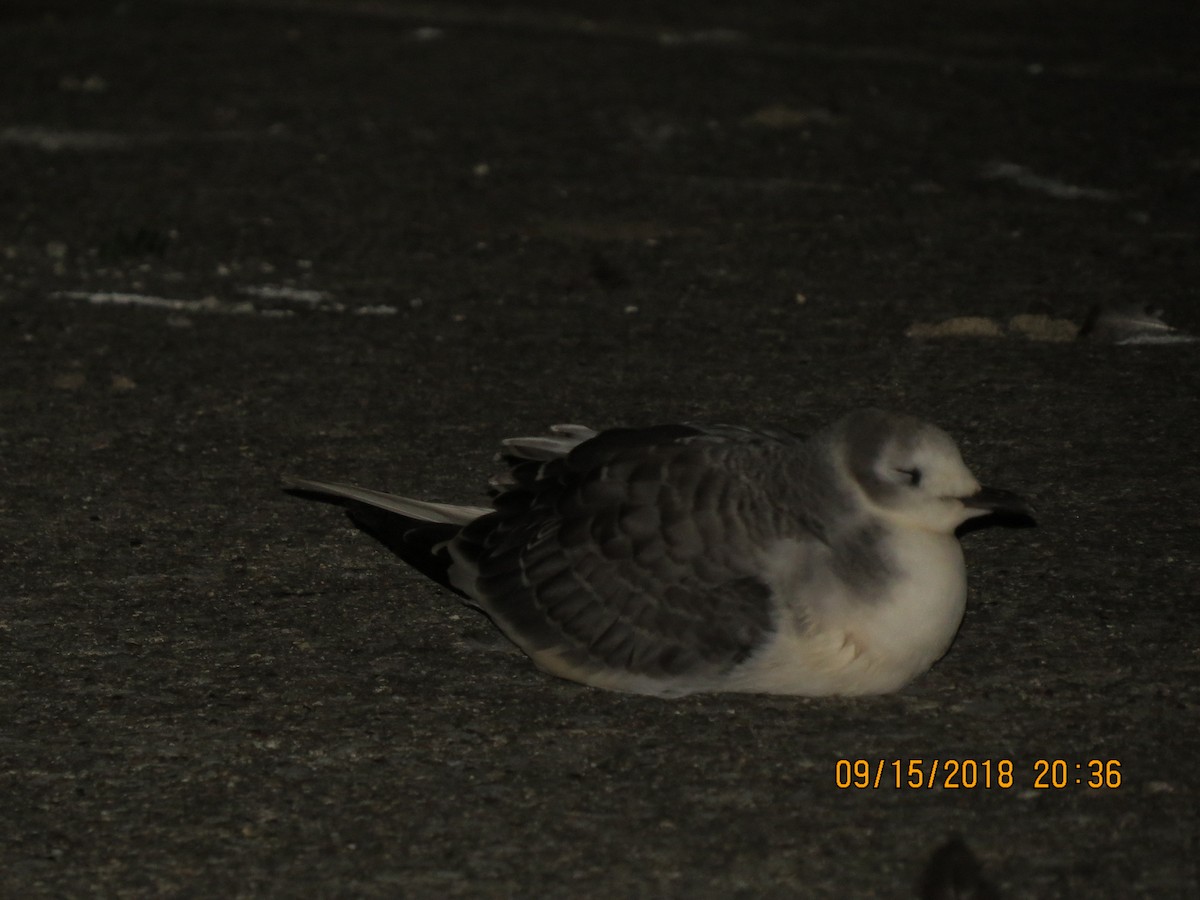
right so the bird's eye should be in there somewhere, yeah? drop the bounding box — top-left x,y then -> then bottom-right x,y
895,467 -> 922,487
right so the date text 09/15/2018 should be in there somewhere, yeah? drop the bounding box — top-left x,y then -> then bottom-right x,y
834,759 -> 1122,790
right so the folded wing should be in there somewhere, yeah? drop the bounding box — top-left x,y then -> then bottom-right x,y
453,423 -> 807,694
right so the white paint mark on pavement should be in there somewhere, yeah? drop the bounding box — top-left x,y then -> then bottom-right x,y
982,162 -> 1120,201
2,127 -> 135,151
237,284 -> 332,304
53,291 -> 258,314
1,125 -> 281,152
51,288 -> 398,319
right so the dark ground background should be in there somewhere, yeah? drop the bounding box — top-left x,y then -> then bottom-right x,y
2,0 -> 1199,896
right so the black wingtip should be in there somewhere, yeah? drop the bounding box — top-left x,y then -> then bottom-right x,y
342,503 -> 466,598
281,477 -> 347,507
284,476 -> 468,599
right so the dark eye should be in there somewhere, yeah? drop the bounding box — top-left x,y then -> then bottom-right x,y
895,467 -> 922,487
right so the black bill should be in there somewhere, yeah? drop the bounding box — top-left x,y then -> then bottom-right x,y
962,486 -> 1034,518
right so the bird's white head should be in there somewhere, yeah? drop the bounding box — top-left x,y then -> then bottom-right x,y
829,409 -> 1029,534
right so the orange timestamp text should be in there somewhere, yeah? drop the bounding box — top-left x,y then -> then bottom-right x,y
834,758 -> 1122,790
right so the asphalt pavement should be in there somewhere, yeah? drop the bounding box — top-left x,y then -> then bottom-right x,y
2,0 -> 1199,896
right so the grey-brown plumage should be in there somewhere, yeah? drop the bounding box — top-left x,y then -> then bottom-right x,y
284,410 -> 1031,697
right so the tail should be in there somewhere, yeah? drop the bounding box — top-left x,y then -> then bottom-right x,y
282,476 -> 491,595
282,425 -> 598,595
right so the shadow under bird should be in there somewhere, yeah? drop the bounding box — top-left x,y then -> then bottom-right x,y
284,409 -> 1031,697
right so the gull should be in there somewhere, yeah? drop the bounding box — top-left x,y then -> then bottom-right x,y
283,409 -> 1031,697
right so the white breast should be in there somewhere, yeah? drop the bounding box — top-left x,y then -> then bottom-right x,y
844,529 -> 967,692
728,530 -> 968,696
